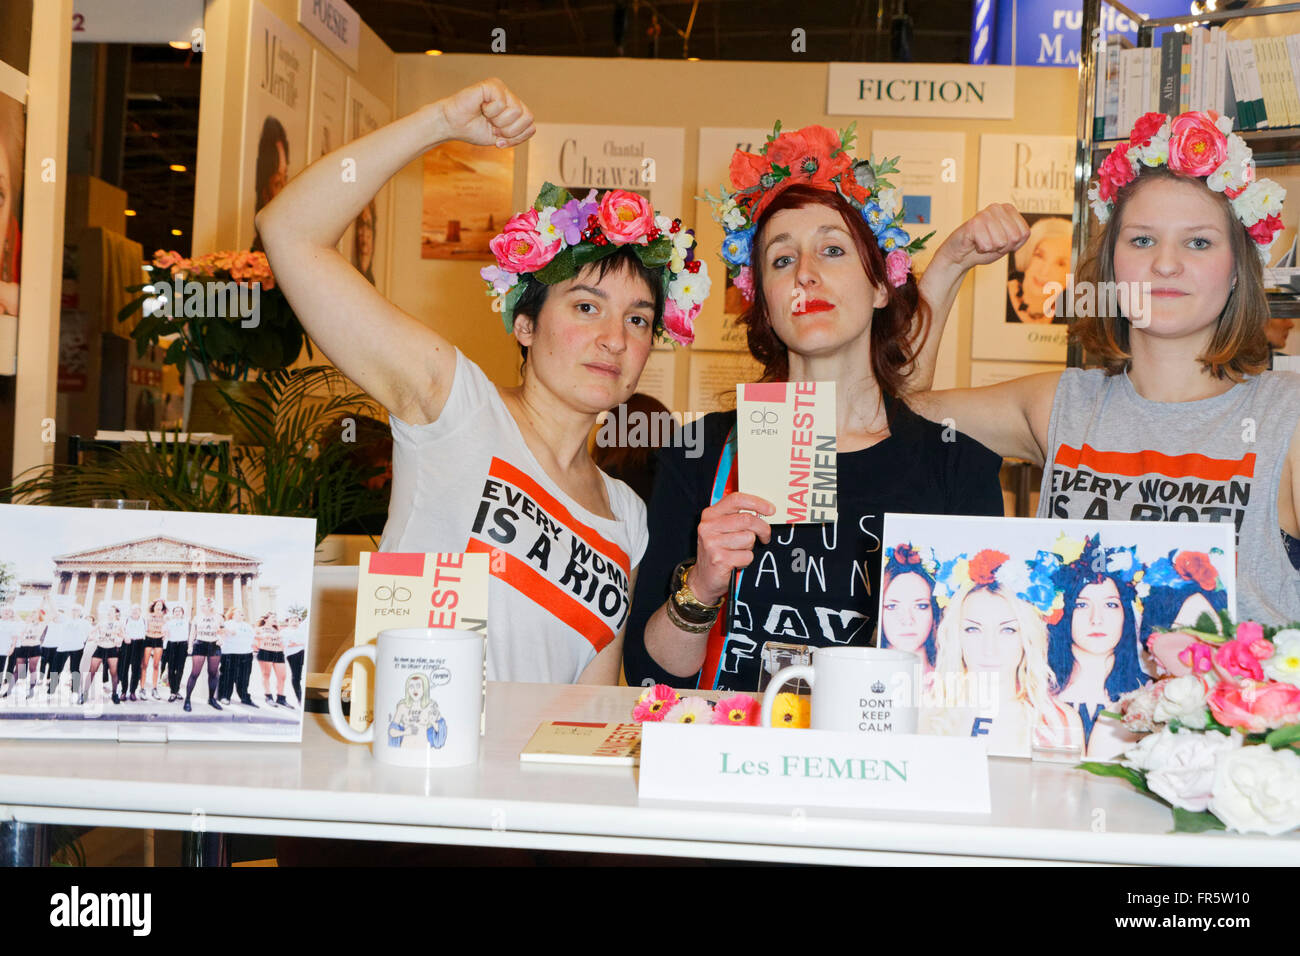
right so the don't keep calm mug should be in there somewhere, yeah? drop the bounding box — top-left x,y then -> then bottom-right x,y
760,646 -> 920,734
328,627 -> 485,768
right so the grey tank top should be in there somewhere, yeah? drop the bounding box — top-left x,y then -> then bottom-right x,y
1037,368 -> 1300,625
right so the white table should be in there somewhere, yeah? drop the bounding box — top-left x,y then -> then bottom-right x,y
1,682 -> 1296,866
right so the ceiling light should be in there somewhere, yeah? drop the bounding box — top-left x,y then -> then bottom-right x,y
124,209 -> 137,216
425,49 -> 443,56
171,229 -> 183,236
169,164 -> 187,172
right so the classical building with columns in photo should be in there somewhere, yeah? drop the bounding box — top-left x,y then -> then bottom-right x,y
23,535 -> 276,619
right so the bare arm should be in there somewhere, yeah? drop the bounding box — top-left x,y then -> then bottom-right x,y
910,204 -> 1029,390
254,78 -> 535,424
578,569 -> 638,685
906,371 -> 1063,466
1280,417 -> 1300,538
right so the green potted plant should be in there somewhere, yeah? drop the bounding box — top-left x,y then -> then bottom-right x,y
117,249 -> 312,442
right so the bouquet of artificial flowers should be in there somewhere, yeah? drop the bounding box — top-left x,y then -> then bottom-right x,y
1081,612 -> 1300,835
631,684 -> 810,728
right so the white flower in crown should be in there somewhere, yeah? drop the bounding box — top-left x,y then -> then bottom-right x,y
1213,112 -> 1234,136
671,228 -> 695,257
669,249 -> 686,273
654,214 -> 674,234
536,206 -> 564,246
1206,135 -> 1253,194
1129,122 -> 1171,168
1232,179 -> 1286,226
669,266 -> 712,310
876,187 -> 900,218
1088,182 -> 1111,225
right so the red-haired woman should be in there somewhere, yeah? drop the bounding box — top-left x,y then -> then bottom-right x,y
624,123 -> 1027,692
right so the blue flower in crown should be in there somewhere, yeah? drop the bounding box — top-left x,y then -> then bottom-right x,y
862,201 -> 890,234
879,227 -> 911,252
721,225 -> 755,268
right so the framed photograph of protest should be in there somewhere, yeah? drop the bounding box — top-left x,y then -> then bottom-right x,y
878,513 -> 1235,760
972,133 -> 1074,363
0,504 -> 316,742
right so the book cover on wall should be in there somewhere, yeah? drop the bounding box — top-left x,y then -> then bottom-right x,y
520,720 -> 641,765
342,78 -> 393,295
0,505 -> 317,742
868,129 -> 966,390
525,123 -> 685,350
306,48 -> 345,162
736,381 -> 837,525
0,80 -> 26,374
693,127 -> 771,352
350,551 -> 488,731
243,1 -> 310,256
972,133 -> 1074,363
420,139 -> 514,261
878,513 -> 1235,761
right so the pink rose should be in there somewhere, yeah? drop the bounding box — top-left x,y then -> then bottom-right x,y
1213,634 -> 1274,682
1167,111 -> 1228,177
1128,111 -> 1167,146
662,299 -> 700,346
1208,679 -> 1300,734
733,266 -> 754,301
1096,144 -> 1135,202
597,190 -> 655,245
885,249 -> 911,288
489,211 -> 561,274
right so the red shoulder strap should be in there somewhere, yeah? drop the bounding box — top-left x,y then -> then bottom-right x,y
697,425 -> 738,689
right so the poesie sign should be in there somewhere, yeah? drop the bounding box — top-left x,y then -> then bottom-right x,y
297,0 -> 360,71
638,723 -> 990,813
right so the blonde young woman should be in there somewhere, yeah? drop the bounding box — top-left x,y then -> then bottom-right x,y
925,550 -> 1083,756
80,611 -> 123,706
909,110 -> 1300,625
255,77 -> 718,685
139,600 -> 165,700
4,604 -> 47,700
254,612 -> 289,709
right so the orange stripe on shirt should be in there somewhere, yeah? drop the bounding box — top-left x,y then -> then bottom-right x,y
466,539 -> 614,652
487,457 -> 631,574
1053,443 -> 1256,482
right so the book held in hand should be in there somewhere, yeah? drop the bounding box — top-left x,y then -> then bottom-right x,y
736,381 -> 837,525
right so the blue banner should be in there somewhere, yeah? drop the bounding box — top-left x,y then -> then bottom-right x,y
974,1 -> 1192,67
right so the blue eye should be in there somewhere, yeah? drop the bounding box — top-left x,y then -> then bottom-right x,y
773,255 -> 793,268
824,245 -> 844,256
1130,236 -> 1154,248
1188,237 -> 1212,250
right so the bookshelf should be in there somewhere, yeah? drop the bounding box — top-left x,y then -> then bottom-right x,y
1071,0 -> 1300,367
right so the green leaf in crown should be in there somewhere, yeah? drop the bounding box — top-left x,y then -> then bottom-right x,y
533,181 -> 572,213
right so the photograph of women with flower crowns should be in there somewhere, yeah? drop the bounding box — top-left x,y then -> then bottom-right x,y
258,78 -> 1026,688
908,109 -> 1300,632
622,120 -> 1027,693
881,513 -> 1235,759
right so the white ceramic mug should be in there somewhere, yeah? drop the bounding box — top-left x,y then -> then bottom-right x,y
328,627 -> 484,768
760,646 -> 920,734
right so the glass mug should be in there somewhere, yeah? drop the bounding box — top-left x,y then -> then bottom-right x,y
327,627 -> 484,768
760,646 -> 920,734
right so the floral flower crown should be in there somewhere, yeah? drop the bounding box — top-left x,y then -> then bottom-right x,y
703,121 -> 933,300
1021,533 -> 1146,625
1144,549 -> 1224,595
932,548 -> 1030,611
480,182 -> 709,346
1088,110 -> 1286,264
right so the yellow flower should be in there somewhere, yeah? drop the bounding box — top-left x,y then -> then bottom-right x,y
770,692 -> 810,729
1054,532 -> 1085,565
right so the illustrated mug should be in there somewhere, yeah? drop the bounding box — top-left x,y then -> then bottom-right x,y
760,646 -> 920,734
327,627 -> 484,768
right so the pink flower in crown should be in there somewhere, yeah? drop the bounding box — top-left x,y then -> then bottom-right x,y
1096,143 -> 1136,202
632,683 -> 680,723
1247,214 -> 1283,246
711,693 -> 760,726
1128,111 -> 1168,147
662,298 -> 700,347
489,208 -> 561,274
598,190 -> 655,245
1167,111 -> 1228,177
1213,632 -> 1274,682
1207,679 -> 1300,734
885,249 -> 911,288
733,265 -> 755,301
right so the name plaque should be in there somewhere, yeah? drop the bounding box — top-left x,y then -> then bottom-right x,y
639,723 -> 991,814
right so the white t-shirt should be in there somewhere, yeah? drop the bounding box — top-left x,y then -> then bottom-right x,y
221,621 -> 255,655
281,625 -> 306,654
380,350 -> 649,684
165,619 -> 190,643
124,617 -> 147,641
0,619 -> 22,653
57,618 -> 91,652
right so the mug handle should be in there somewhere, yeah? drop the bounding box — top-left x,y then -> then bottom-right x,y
328,645 -> 375,743
760,664 -> 815,728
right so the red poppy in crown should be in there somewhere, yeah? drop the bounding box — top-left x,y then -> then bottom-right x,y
969,549 -> 1010,587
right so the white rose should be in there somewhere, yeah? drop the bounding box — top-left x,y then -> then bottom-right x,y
668,268 -> 711,309
877,188 -> 899,218
1263,630 -> 1300,689
1209,745 -> 1300,835
1152,675 -> 1210,729
1124,728 -> 1241,812
1232,179 -> 1286,226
